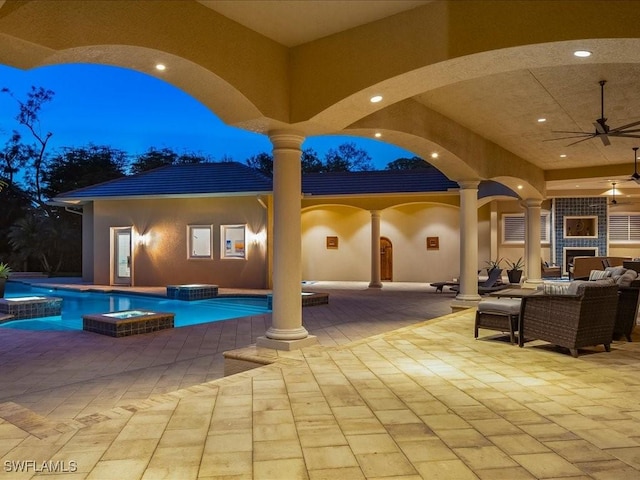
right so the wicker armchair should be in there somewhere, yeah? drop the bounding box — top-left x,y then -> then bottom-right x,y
518,281 -> 619,357
614,279 -> 640,341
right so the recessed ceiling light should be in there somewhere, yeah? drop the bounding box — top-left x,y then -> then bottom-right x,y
374,132 -> 382,138
537,118 -> 546,123
370,95 -> 383,103
517,185 -> 523,190
574,50 -> 592,58
430,152 -> 438,159
560,154 -> 567,158
155,63 -> 166,71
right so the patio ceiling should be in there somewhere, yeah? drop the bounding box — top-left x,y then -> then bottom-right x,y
1,1 -> 640,198
199,1 -> 640,198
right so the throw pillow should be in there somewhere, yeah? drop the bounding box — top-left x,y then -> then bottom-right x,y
617,270 -> 639,287
605,266 -> 626,278
589,270 -> 611,281
543,282 -> 570,295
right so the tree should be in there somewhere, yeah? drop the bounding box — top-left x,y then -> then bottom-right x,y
0,131 -> 30,186
0,181 -> 31,263
42,145 -> 128,199
246,144 -> 373,175
385,156 -> 432,170
246,152 -> 273,176
130,147 -> 209,174
2,86 -> 55,206
324,142 -> 373,172
301,148 -> 323,173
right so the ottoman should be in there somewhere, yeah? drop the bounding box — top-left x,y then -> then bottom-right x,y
475,298 -> 522,344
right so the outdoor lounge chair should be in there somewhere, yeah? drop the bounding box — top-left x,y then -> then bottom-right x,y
518,280 -> 618,357
447,268 -> 508,295
541,261 -> 561,278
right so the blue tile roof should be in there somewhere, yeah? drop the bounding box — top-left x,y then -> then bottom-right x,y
54,162 -> 273,200
302,169 -> 459,195
53,162 -> 517,201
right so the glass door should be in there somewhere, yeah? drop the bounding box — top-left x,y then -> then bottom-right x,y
113,228 -> 132,285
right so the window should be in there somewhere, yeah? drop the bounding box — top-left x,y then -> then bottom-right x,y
221,224 -> 246,259
609,214 -> 640,242
188,225 -> 212,259
502,212 -> 550,244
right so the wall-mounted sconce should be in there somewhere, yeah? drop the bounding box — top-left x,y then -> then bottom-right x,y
137,232 -> 151,247
251,230 -> 267,246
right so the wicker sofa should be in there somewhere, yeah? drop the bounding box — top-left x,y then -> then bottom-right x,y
519,281 -> 619,357
614,279 -> 640,341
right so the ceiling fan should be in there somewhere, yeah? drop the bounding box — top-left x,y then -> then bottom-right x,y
548,80 -> 640,146
626,147 -> 640,184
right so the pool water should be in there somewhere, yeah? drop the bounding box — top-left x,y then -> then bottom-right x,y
1,282 -> 270,331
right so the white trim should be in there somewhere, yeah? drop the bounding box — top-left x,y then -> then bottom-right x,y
188,225 -> 213,259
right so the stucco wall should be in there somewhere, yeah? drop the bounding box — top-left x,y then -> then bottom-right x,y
301,206 -> 370,281
382,203 -> 460,282
92,196 -> 268,288
301,203 -> 461,283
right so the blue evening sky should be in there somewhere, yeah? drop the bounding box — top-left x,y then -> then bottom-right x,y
0,63 -> 415,170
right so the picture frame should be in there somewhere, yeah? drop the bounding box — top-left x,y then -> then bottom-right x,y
564,216 -> 597,239
221,224 -> 246,259
326,236 -> 338,249
427,236 -> 439,250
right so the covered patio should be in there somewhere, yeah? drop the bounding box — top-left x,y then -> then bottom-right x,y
0,282 -> 639,478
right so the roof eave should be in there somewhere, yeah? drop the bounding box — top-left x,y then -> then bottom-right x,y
52,190 -> 274,202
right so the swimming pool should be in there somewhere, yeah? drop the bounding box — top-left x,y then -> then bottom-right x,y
0,282 -> 270,331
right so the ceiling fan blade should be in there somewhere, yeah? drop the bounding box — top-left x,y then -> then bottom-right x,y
610,119 -> 640,132
551,130 -> 590,134
566,137 -> 596,146
599,134 -> 611,146
543,134 -> 594,142
609,133 -> 640,139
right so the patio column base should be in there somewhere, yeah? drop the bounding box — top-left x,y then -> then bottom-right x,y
256,335 -> 319,351
368,281 -> 383,288
450,298 -> 481,313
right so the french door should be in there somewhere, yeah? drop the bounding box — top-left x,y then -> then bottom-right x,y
113,227 -> 132,285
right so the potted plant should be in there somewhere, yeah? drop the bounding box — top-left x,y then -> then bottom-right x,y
0,262 -> 11,298
485,258 -> 503,273
506,257 -> 524,284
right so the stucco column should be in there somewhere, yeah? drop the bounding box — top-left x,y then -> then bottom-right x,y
257,130 -> 318,351
369,210 -> 383,288
523,198 -> 543,285
453,180 -> 481,306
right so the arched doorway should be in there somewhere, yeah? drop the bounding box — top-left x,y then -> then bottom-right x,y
380,237 -> 393,281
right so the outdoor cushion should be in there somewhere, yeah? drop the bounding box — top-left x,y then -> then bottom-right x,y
543,282 -> 571,295
589,270 -> 611,281
617,270 -> 638,287
605,266 -> 627,278
477,298 -> 522,314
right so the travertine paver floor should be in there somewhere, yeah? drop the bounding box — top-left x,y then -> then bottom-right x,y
1,281 -> 640,479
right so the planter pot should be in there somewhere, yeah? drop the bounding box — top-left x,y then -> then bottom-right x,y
0,277 -> 5,298
507,270 -> 523,284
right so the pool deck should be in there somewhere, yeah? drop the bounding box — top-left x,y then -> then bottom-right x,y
1,280 -> 640,479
